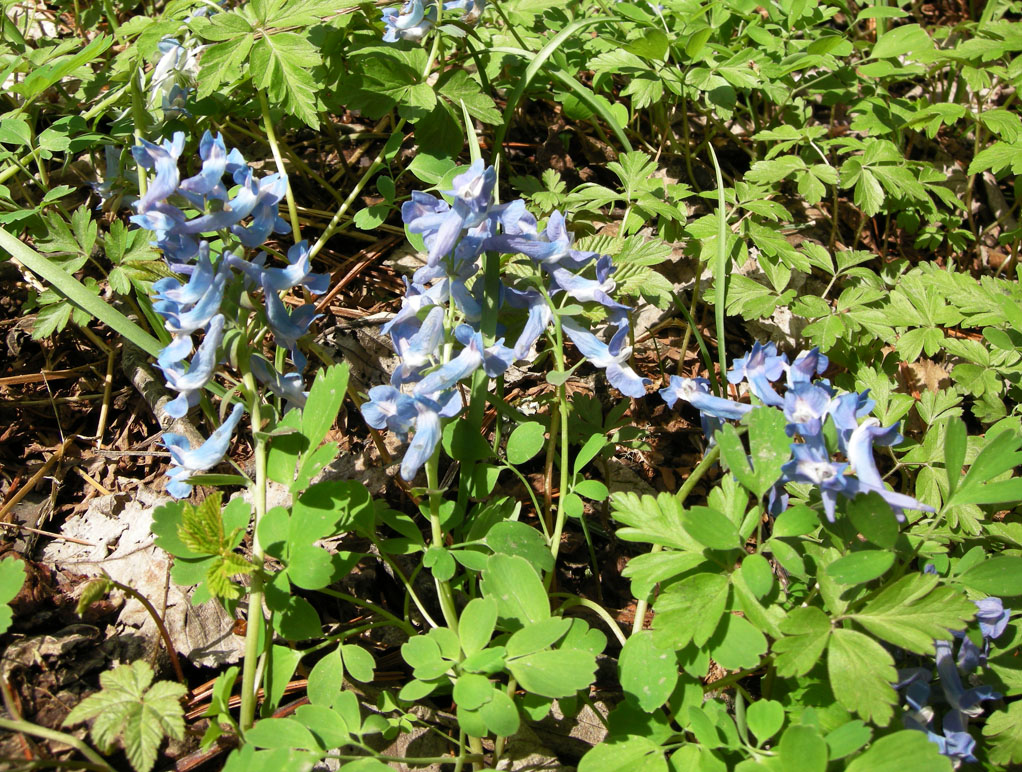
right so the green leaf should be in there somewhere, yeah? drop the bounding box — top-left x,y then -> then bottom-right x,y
480,554 -> 549,630
682,506 -> 740,551
508,648 -> 597,698
845,493 -> 898,548
306,649 -> 343,706
709,614 -> 767,670
652,573 -> 729,649
507,422 -> 546,464
825,720 -> 872,759
619,631 -> 678,712
453,673 -> 494,711
64,661 -> 186,772
244,717 -> 319,750
826,550 -> 894,585
845,730 -> 952,772
740,554 -> 774,599
959,556 -> 1022,596
984,701 -> 1022,765
778,724 -> 828,772
480,689 -> 520,737
251,33 -> 322,128
437,69 -> 501,124
872,24 -> 934,61
578,737 -> 667,772
944,417 -> 967,496
746,699 -> 784,744
848,574 -> 975,654
774,606 -> 832,678
485,521 -> 553,573
301,365 -> 348,458
827,629 -> 897,726
459,598 -> 498,657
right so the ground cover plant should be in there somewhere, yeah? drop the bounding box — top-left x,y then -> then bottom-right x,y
0,0 -> 1021,769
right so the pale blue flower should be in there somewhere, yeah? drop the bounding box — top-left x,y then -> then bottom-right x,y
250,355 -> 308,410
162,403 -> 244,498
783,381 -> 831,437
660,375 -> 753,420
158,314 -> 225,418
787,347 -> 828,385
131,132 -> 186,213
561,317 -> 650,398
262,274 -> 319,371
727,341 -> 786,407
382,0 -> 436,42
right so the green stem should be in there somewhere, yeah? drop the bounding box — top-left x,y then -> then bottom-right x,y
630,444 -> 721,636
552,593 -> 627,647
707,144 -> 729,387
370,535 -> 440,628
426,455 -> 459,634
0,718 -> 114,772
130,67 -> 148,200
308,118 -> 406,260
259,90 -> 301,240
546,316 -> 571,572
239,371 -> 268,733
317,588 -> 415,634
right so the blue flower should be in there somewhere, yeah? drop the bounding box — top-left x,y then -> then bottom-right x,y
162,403 -> 244,498
154,261 -> 228,336
487,209 -> 598,271
786,347 -> 828,386
382,0 -> 436,42
131,132 -> 185,214
504,287 -> 552,361
250,355 -> 308,410
561,317 -> 650,398
660,375 -> 753,420
392,305 -> 445,384
158,314 -> 225,418
548,255 -> 631,326
402,161 -> 496,266
262,274 -> 319,371
780,436 -> 850,522
227,240 -> 329,295
783,381 -> 832,437
935,637 -> 1000,717
727,341 -> 786,407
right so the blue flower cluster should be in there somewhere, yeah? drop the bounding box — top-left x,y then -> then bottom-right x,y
360,160 -> 648,481
133,130 -> 327,498
381,0 -> 486,43
899,593 -> 1011,764
661,342 -> 934,521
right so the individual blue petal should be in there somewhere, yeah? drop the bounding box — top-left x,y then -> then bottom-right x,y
846,417 -> 903,491
250,355 -> 309,410
161,403 -> 244,498
157,334 -> 194,368
605,361 -> 650,398
447,160 -> 496,230
561,318 -> 649,397
934,710 -> 977,763
957,635 -> 983,672
153,242 -> 215,306
506,288 -> 551,361
453,325 -> 514,377
660,376 -> 753,420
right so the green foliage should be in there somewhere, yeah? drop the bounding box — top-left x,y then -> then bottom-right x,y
63,661 -> 186,772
